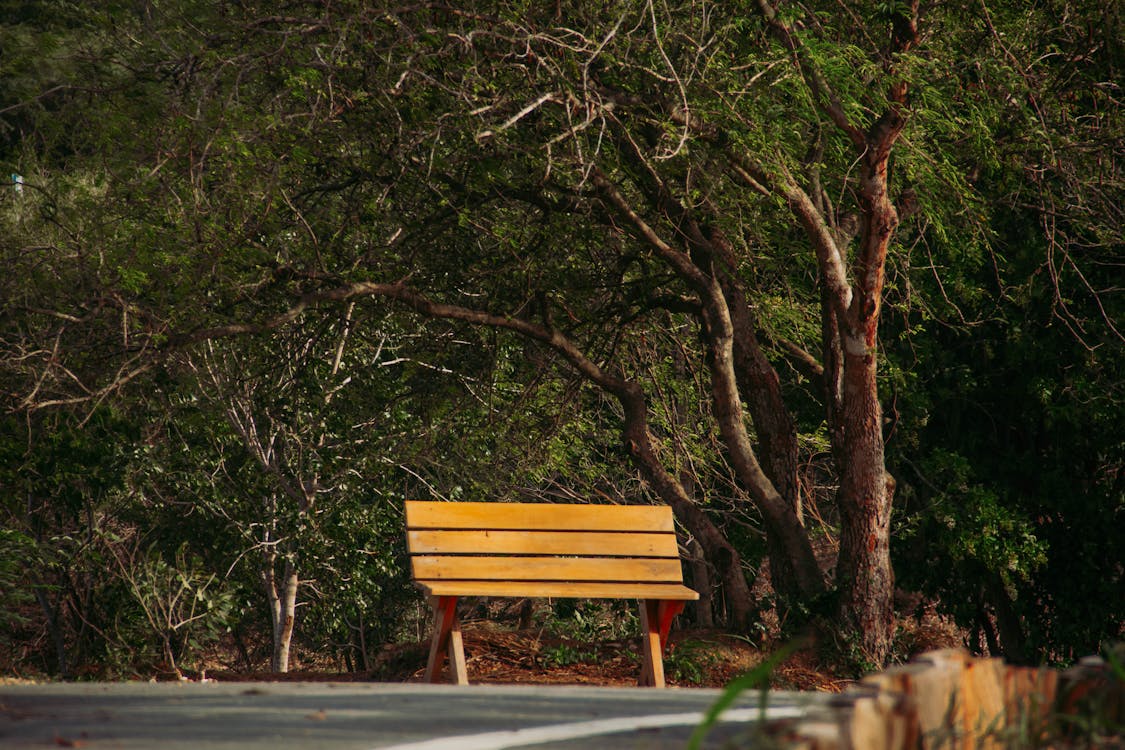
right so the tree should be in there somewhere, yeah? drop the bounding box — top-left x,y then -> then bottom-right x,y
2,0 -> 1119,669
887,0 -> 1123,664
269,0 -> 933,660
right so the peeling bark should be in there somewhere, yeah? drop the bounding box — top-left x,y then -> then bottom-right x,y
262,527 -> 299,674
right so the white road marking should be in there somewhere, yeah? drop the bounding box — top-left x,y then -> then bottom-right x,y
376,705 -> 806,750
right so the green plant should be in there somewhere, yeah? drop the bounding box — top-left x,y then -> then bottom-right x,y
0,529 -> 38,632
816,618 -> 881,678
538,643 -> 598,668
545,600 -> 638,642
665,639 -> 721,686
111,541 -> 234,677
688,641 -> 803,750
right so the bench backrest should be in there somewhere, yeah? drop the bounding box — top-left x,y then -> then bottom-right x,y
405,501 -> 687,591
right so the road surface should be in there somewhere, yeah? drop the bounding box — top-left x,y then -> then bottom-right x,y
1,681 -> 830,749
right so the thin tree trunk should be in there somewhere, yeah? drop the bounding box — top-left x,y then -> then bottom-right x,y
357,608 -> 371,671
688,539 -> 715,628
34,587 -> 68,678
987,575 -> 1028,664
272,559 -> 298,673
717,265 -> 804,521
617,385 -> 757,628
697,282 -> 825,605
162,633 -> 181,679
263,547 -> 280,648
262,543 -> 298,673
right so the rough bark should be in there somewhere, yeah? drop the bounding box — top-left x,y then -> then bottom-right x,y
827,98 -> 906,662
834,351 -> 895,663
740,0 -> 918,666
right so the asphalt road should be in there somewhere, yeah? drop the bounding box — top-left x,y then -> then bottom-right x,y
0,681 -> 831,749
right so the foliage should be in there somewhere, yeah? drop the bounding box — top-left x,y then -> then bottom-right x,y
538,643 -> 599,669
0,0 -> 1120,675
546,600 -> 639,643
0,528 -> 39,632
665,639 -> 723,686
107,540 -> 234,676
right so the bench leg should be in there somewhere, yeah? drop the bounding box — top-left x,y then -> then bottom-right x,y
424,596 -> 468,685
638,599 -> 685,687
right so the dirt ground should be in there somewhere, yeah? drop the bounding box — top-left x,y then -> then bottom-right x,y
205,627 -> 835,690
202,613 -> 963,692
1,597 -> 965,689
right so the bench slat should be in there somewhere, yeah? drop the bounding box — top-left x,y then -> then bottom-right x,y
405,500 -> 674,532
416,580 -> 699,600
407,529 -> 680,557
411,555 -> 685,583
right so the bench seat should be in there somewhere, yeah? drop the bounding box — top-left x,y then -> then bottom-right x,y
405,500 -> 698,687
417,581 -> 699,600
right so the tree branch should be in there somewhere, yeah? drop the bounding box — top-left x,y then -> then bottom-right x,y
778,338 -> 825,388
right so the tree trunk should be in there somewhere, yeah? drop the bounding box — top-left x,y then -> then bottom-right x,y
262,546 -> 299,673
161,632 -> 181,679
723,273 -> 824,613
617,382 -> 757,628
744,0 -> 918,669
718,266 -> 804,522
834,341 -> 895,665
356,608 -> 372,671
592,165 -> 823,609
698,283 -> 825,606
987,575 -> 1028,664
34,587 -> 68,678
828,121 -> 904,665
687,539 -> 715,628
272,559 -> 298,672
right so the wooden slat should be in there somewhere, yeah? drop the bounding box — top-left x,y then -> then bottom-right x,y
416,580 -> 700,600
411,555 -> 684,583
405,500 -> 674,532
407,529 -> 679,558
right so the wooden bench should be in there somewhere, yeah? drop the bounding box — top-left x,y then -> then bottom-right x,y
405,500 -> 699,687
